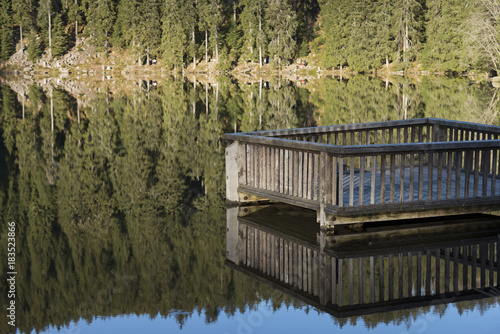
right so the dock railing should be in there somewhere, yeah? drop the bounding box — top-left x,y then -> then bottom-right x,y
224,118 -> 500,228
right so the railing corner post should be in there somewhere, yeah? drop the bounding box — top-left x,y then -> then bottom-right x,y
226,140 -> 243,204
319,151 -> 333,228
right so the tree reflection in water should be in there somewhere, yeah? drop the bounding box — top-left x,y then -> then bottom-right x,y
0,76 -> 499,333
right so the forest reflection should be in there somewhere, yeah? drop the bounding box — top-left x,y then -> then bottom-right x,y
0,76 -> 499,334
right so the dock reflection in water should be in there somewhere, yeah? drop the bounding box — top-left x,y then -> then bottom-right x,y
226,205 -> 500,318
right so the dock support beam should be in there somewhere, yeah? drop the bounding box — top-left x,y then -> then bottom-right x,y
318,151 -> 334,230
226,141 -> 243,204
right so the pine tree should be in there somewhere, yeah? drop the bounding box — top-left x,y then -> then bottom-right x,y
184,0 -> 198,68
320,0 -> 351,69
198,0 -> 213,62
239,0 -> 259,63
51,13 -> 67,57
27,30 -> 43,61
161,0 -> 186,69
422,0 -> 470,72
12,0 -> 35,54
0,0 -> 15,60
112,0 -> 137,49
67,0 -> 80,41
37,0 -> 62,55
88,0 -> 115,52
392,0 -> 425,66
138,0 -> 161,64
266,0 -> 297,68
294,0 -> 320,58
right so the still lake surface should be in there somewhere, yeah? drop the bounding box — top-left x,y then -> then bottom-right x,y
1,75 -> 500,333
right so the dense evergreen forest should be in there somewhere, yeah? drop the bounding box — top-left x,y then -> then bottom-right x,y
1,0 -> 500,73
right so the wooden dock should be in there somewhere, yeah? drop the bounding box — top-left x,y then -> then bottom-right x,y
224,118 -> 500,229
226,206 -> 500,317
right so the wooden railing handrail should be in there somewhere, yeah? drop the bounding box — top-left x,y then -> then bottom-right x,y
226,118 -> 500,138
224,132 -> 500,156
238,118 -> 432,137
429,118 -> 500,135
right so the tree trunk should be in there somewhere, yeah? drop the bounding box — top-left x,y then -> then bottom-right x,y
50,98 -> 54,133
193,30 -> 196,69
20,26 -> 23,53
147,48 -> 150,66
75,0 -> 78,41
259,18 -> 262,67
386,56 -> 389,69
48,9 -> 52,49
138,51 -> 141,66
205,29 -> 208,62
216,82 -> 219,119
215,27 -> 219,62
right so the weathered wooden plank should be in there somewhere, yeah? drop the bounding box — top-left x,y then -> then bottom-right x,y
437,152 -> 443,200
430,118 -> 500,136
339,158 -> 344,207
482,149 -> 490,196
418,153 -> 424,201
332,156 -> 338,206
455,151 -> 462,199
350,157 -> 355,206
447,151 -> 453,199
428,152 -> 433,201
400,154 -> 405,203
381,155 -> 387,204
474,150 -> 480,197
371,155 -> 376,204
298,150 -> 303,197
309,152 -> 314,200
492,149 -> 498,196
390,155 -> 396,203
360,156 -> 365,206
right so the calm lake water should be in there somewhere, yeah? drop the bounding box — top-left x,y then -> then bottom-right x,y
1,76 -> 500,333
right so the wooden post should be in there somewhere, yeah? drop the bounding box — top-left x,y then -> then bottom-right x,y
226,141 -> 243,204
319,151 -> 333,229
